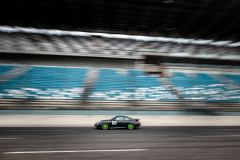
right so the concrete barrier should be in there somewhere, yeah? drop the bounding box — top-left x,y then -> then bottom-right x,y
1,115 -> 240,127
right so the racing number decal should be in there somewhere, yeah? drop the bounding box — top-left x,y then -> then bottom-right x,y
112,121 -> 117,125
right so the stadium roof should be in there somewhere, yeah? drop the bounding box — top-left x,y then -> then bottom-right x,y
1,0 -> 240,41
1,26 -> 239,47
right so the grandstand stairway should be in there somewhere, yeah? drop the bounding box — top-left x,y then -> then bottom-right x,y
81,68 -> 99,104
159,78 -> 205,109
0,65 -> 31,85
159,78 -> 185,101
209,74 -> 240,89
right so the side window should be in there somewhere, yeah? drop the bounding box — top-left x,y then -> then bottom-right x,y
125,117 -> 131,120
112,116 -> 117,121
115,117 -> 124,121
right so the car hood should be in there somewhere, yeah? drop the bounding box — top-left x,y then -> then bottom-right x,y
101,119 -> 111,122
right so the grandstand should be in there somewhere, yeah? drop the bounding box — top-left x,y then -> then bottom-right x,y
0,0 -> 240,112
1,29 -> 240,111
0,58 -> 240,111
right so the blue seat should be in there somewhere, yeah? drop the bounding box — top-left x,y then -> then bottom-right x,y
89,69 -> 178,101
0,65 -> 88,99
168,72 -> 240,102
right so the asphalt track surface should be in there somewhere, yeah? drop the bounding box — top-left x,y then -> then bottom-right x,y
1,127 -> 240,160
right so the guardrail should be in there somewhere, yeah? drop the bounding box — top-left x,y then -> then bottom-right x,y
0,99 -> 239,111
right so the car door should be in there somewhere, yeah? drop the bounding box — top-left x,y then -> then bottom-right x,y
123,117 -> 132,127
110,116 -> 117,127
115,116 -> 125,127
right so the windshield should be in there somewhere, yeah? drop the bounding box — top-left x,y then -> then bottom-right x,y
111,116 -> 117,121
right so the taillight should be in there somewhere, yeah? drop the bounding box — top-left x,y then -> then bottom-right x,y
136,122 -> 140,123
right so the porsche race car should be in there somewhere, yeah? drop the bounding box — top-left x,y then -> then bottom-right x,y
94,115 -> 141,130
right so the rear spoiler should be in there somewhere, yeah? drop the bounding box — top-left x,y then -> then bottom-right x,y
135,119 -> 140,121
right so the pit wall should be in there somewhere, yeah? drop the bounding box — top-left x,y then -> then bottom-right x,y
1,115 -> 240,127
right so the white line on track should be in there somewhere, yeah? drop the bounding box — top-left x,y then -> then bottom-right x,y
0,138 -> 23,140
3,149 -> 148,154
193,135 -> 240,138
203,129 -> 240,130
6,130 -> 74,132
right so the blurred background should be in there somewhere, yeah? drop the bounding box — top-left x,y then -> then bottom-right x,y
1,0 -> 240,159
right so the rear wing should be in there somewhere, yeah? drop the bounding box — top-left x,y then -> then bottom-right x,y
135,119 -> 140,121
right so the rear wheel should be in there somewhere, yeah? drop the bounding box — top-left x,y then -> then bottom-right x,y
128,123 -> 134,130
102,123 -> 108,130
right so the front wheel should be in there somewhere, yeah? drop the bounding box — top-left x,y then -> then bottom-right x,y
102,123 -> 109,130
128,123 -> 134,130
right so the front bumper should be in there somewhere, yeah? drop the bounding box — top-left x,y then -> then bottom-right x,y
94,123 -> 101,128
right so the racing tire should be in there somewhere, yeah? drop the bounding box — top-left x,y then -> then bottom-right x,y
128,123 -> 134,130
102,123 -> 109,130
